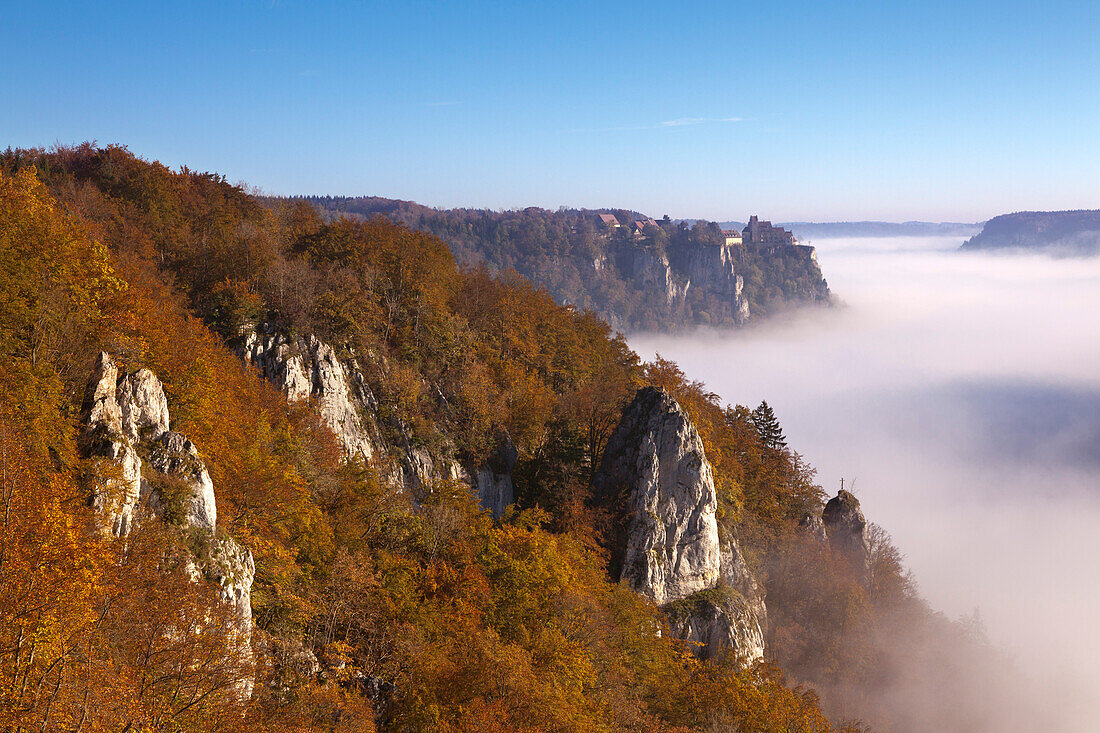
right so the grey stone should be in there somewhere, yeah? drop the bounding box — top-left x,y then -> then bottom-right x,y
240,325 -> 519,517
475,436 -> 518,520
595,386 -> 766,664
676,242 -> 751,324
240,328 -> 383,461
594,387 -> 722,605
147,431 -> 218,532
81,353 -> 142,536
666,589 -> 766,665
823,489 -> 871,573
80,354 -> 255,695
117,368 -> 170,441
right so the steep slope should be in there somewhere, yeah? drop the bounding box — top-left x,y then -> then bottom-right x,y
81,351 -> 255,696
238,323 -> 517,517
0,144 -> 1021,733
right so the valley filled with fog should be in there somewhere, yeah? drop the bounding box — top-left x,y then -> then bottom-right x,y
632,236 -> 1100,729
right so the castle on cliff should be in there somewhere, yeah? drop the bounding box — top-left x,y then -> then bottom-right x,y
741,215 -> 797,246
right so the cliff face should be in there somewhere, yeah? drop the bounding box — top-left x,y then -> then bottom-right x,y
301,196 -> 833,332
594,387 -> 721,604
239,325 -> 516,518
81,353 -> 255,695
82,354 -> 219,534
822,489 -> 871,574
613,240 -> 753,325
736,243 -> 830,317
674,242 -> 751,324
617,246 -> 691,307
594,387 -> 765,664
665,586 -> 765,665
240,328 -> 384,462
474,437 -> 518,520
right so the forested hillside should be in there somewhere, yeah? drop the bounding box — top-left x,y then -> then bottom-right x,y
961,209 -> 1100,255
295,196 -> 830,331
0,145 -> 1013,732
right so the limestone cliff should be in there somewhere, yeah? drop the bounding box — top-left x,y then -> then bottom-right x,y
240,327 -> 384,461
614,240 -> 753,325
822,489 -> 871,573
594,386 -> 765,664
304,196 -> 835,332
81,353 -> 254,694
474,436 -> 518,520
240,325 -> 448,490
664,586 -> 766,665
81,357 -> 170,536
617,246 -> 690,307
146,432 -> 218,531
672,242 -> 751,324
239,325 -> 516,517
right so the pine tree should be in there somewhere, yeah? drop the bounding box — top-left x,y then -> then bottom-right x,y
751,400 -> 787,452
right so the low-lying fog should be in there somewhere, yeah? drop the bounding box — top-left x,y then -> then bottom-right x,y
631,236 -> 1100,731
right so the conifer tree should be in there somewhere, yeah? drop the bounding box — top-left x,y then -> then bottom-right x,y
752,400 -> 787,452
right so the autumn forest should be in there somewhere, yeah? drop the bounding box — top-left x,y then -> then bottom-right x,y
0,145 -> 1015,732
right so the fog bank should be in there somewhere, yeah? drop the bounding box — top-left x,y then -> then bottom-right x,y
631,237 -> 1100,731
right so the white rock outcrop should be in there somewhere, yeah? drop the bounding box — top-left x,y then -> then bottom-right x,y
675,242 -> 751,324
81,352 -> 254,692
595,386 -> 765,664
82,353 -> 158,536
241,325 -> 518,515
595,387 -> 721,605
666,589 -> 766,665
146,431 -> 218,532
606,240 -> 752,325
625,248 -> 690,307
240,328 -> 383,461
83,353 -> 222,535
117,368 -> 170,441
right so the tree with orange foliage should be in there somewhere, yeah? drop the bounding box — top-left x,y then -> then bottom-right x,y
0,415 -> 110,731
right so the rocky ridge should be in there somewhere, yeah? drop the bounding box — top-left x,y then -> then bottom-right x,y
619,246 -> 691,309
81,352 -> 255,695
239,325 -> 516,518
302,196 -> 834,332
236,333 -> 783,664
614,240 -> 753,326
594,386 -> 766,664
822,489 -> 871,573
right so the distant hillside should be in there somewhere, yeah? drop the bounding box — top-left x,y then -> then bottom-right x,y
292,196 -> 831,332
961,210 -> 1100,255
708,221 -> 980,239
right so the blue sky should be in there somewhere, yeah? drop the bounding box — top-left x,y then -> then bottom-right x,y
3,0 -> 1098,221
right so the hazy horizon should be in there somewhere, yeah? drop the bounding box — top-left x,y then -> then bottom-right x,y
631,236 -> 1100,730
